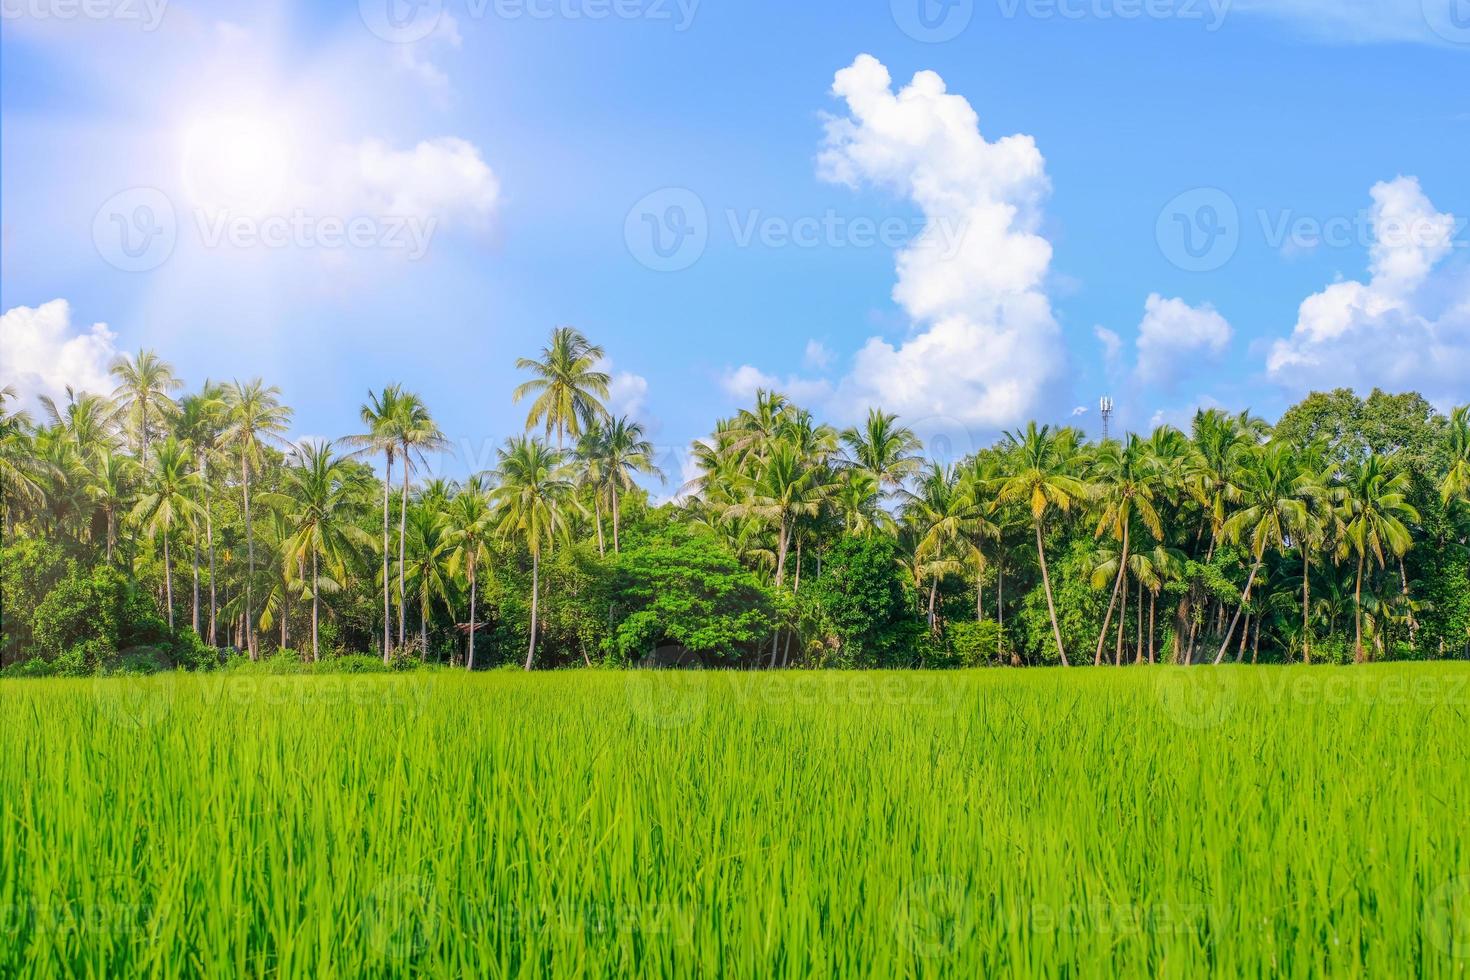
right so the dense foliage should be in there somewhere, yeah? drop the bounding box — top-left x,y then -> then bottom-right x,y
3,331 -> 1469,673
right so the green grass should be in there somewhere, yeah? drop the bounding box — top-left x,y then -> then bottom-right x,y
2,665 -> 1468,977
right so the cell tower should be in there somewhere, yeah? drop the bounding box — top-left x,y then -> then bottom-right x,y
1100,396 -> 1115,442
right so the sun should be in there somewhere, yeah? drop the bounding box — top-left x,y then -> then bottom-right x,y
180,112 -> 293,214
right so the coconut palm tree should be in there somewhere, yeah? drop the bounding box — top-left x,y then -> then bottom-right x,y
175,384 -> 227,641
110,349 -> 182,466
222,379 -> 292,658
841,408 -> 923,493
131,437 -> 202,631
513,326 -> 610,449
727,439 -> 835,587
402,500 -> 455,662
598,415 -> 661,552
40,388 -> 121,457
1338,455 -> 1419,663
996,423 -> 1089,666
903,463 -> 973,631
1213,442 -> 1309,664
1089,434 -> 1163,666
349,385 -> 408,661
0,386 -> 44,530
1443,405 -> 1470,506
446,478 -> 495,670
492,438 -> 577,670
283,442 -> 372,661
86,449 -> 137,565
392,392 -> 448,648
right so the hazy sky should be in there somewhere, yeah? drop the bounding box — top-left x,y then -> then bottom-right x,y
3,0 -> 1467,483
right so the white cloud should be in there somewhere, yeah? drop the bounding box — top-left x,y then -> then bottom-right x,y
333,137 -> 499,226
0,300 -> 119,409
1230,0 -> 1455,45
1094,325 -> 1123,369
1070,405 -> 1089,417
720,365 -> 833,405
392,13 -> 462,97
608,370 -> 650,421
803,54 -> 1061,429
1266,177 -> 1470,403
803,339 -> 833,371
1135,294 -> 1233,387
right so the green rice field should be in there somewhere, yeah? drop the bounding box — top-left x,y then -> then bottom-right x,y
2,665 -> 1468,977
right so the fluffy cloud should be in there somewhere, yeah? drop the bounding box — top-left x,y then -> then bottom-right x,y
608,370 -> 651,422
807,55 -> 1061,429
1266,177 -> 1469,403
1134,294 -> 1233,387
1094,325 -> 1123,370
803,340 -> 833,371
0,300 -> 119,408
333,137 -> 500,226
721,365 -> 833,405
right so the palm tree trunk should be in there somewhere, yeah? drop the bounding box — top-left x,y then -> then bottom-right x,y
163,530 -> 174,630
466,569 -> 478,671
398,455 -> 410,648
1035,522 -> 1069,667
191,520 -> 200,634
1399,557 -> 1416,647
594,493 -> 605,556
612,484 -> 621,554
381,451 -> 393,663
106,511 -> 115,564
311,550 -> 320,662
1301,554 -> 1311,665
976,563 -> 984,621
1148,591 -> 1157,664
1354,554 -> 1366,664
1213,562 -> 1261,664
927,578 -> 938,633
1135,576 -> 1144,664
524,551 -> 540,670
242,455 -> 256,659
775,518 -> 790,587
200,454 -> 217,646
1095,525 -> 1130,666
1235,611 -> 1250,663
1115,570 -> 1128,666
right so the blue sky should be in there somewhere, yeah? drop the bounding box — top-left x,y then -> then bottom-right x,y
3,0 -> 1467,484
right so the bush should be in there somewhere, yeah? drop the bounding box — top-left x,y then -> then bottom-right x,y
808,536 -> 922,668
947,620 -> 1008,668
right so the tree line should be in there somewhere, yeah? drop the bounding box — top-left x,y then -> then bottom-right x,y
3,327 -> 1468,674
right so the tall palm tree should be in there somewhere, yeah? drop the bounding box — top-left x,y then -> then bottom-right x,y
727,439 -> 835,587
1089,434 -> 1163,666
40,388 -> 121,457
574,422 -> 610,555
841,408 -> 923,492
110,349 -> 182,466
1443,405 -> 1470,506
175,384 -> 227,641
513,326 -> 610,449
283,442 -> 372,661
903,463 -> 972,631
349,385 -> 407,661
392,392 -> 448,648
0,386 -> 44,530
223,379 -> 292,658
446,479 -> 494,670
131,437 -> 202,631
996,423 -> 1088,666
1213,442 -> 1309,664
86,449 -> 136,565
493,438 -> 577,670
403,500 -> 455,662
1338,455 -> 1419,663
598,415 -> 661,552
831,468 -> 889,537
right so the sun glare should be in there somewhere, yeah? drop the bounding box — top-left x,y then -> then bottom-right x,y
180,112 -> 293,213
